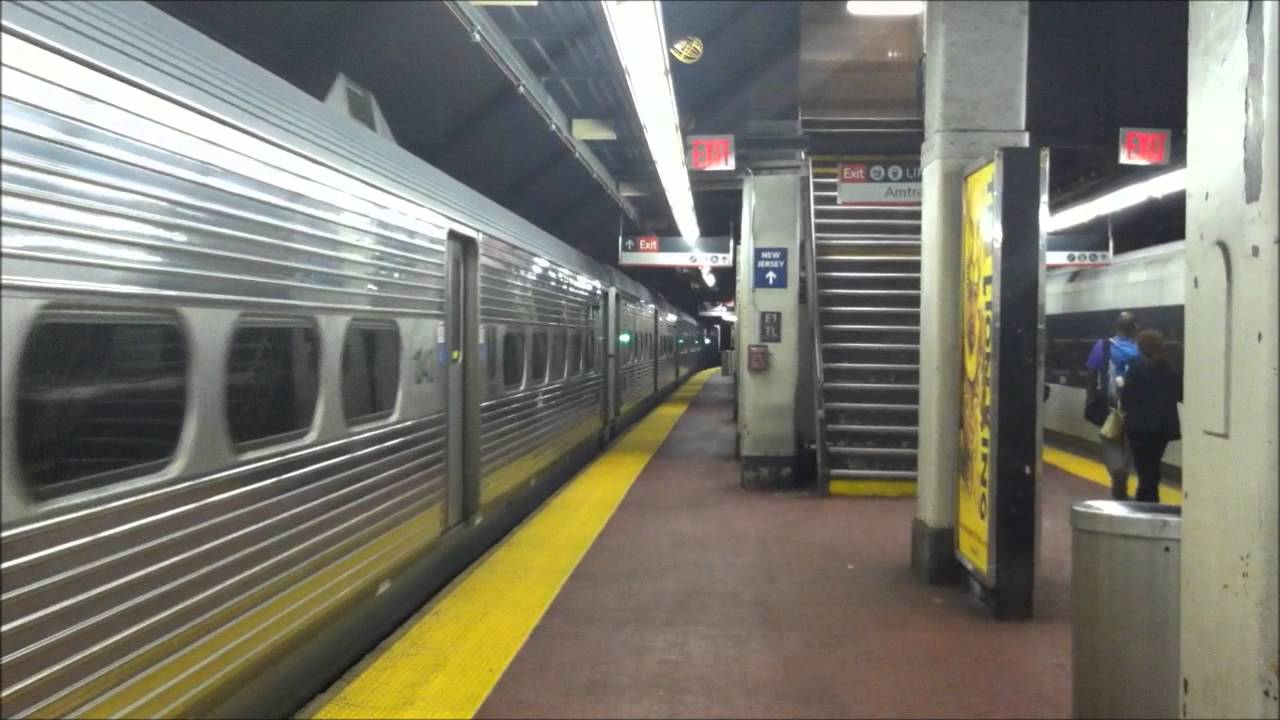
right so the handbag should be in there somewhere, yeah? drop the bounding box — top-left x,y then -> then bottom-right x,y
1100,402 -> 1126,441
1084,338 -> 1111,427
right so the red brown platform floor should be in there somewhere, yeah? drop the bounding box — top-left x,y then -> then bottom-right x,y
478,375 -> 1110,719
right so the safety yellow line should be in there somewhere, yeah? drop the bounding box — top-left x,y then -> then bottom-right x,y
309,368 -> 719,720
1043,446 -> 1182,505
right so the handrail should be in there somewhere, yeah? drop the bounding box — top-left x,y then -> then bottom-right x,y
806,158 -> 829,494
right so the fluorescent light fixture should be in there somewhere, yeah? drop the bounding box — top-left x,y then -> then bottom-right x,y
846,1 -> 924,16
600,0 -> 701,241
1044,168 -> 1186,233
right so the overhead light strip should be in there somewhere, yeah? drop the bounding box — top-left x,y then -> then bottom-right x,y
600,0 -> 702,241
1044,167 -> 1186,233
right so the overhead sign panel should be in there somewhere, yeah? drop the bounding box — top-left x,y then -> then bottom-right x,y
753,247 -> 787,289
837,158 -> 921,206
618,235 -> 733,268
687,134 -> 735,172
1117,127 -> 1171,166
1046,217 -> 1111,268
699,300 -> 736,321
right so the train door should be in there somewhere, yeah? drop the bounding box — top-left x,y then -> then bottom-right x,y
652,310 -> 660,394
606,287 -> 619,431
445,233 -> 476,529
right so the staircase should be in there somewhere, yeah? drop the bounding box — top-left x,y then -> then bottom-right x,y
806,138 -> 923,496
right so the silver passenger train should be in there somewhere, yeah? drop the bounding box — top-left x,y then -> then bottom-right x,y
0,3 -> 712,717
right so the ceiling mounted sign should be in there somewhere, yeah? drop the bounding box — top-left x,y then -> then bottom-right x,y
618,235 -> 733,268
687,135 -> 735,172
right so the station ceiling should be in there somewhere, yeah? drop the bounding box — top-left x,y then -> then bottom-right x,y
151,0 -> 1187,315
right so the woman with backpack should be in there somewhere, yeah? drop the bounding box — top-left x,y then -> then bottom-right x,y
1121,329 -> 1183,503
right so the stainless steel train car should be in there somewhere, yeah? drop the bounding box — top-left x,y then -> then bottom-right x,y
0,3 -> 712,718
1044,240 -> 1186,472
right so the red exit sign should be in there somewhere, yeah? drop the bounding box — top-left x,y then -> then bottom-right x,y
1118,127 -> 1171,166
687,134 -> 735,172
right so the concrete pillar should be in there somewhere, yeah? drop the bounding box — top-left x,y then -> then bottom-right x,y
1182,3 -> 1279,717
737,173 -> 803,489
912,0 -> 1030,583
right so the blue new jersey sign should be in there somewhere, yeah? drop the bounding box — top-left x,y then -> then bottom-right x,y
753,248 -> 788,289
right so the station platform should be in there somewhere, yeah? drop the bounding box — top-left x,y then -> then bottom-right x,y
300,370 -> 1177,719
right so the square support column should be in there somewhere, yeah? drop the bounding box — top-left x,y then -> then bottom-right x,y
912,0 -> 1029,584
1183,2 -> 1279,716
737,173 -> 803,490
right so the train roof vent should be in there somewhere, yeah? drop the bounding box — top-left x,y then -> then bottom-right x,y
323,73 -> 397,146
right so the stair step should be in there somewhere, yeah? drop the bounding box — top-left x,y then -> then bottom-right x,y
827,424 -> 918,435
824,382 -> 920,391
822,342 -> 919,351
827,446 -> 918,457
826,402 -> 919,411
829,468 -> 918,480
814,203 -> 919,212
824,358 -> 916,368
816,255 -> 920,263
814,233 -> 921,241
820,306 -> 919,314
817,272 -> 921,279
819,288 -> 920,296
821,325 -> 919,333
815,218 -> 921,226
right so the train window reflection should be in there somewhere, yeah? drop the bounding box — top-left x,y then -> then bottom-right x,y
549,331 -> 566,381
530,331 -> 548,384
568,332 -> 583,376
485,325 -> 497,380
228,316 -> 320,446
584,333 -> 595,372
342,320 -> 400,423
503,331 -> 525,389
18,310 -> 188,498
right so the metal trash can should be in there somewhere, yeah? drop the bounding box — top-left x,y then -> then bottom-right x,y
1071,500 -> 1181,719
721,350 -> 734,376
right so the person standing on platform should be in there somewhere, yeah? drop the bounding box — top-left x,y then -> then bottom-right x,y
1084,311 -> 1141,499
1121,329 -> 1182,503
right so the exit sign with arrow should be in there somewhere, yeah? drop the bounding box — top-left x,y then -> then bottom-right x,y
618,235 -> 732,268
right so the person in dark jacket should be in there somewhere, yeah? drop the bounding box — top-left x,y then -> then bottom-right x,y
1121,329 -> 1182,502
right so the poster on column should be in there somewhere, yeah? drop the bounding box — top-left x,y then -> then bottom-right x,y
954,148 -> 1044,620
957,160 -> 996,582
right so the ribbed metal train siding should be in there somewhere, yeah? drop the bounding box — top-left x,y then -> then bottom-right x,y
477,240 -> 604,508
1,27 -> 451,719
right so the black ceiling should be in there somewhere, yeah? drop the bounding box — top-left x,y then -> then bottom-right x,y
149,0 -> 1187,312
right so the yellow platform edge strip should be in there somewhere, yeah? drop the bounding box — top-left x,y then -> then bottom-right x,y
309,369 -> 718,720
829,447 -> 1180,506
1043,445 -> 1182,505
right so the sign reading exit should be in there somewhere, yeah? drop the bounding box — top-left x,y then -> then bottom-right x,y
753,248 -> 787,289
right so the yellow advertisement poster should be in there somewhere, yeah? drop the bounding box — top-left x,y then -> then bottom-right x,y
957,161 -> 996,581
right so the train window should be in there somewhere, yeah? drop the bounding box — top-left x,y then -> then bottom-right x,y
227,316 -> 320,447
342,320 -> 401,424
485,325 -> 497,380
549,331 -> 566,381
583,333 -> 595,372
567,332 -> 582,376
503,331 -> 525,389
17,311 -> 187,498
530,331 -> 548,384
